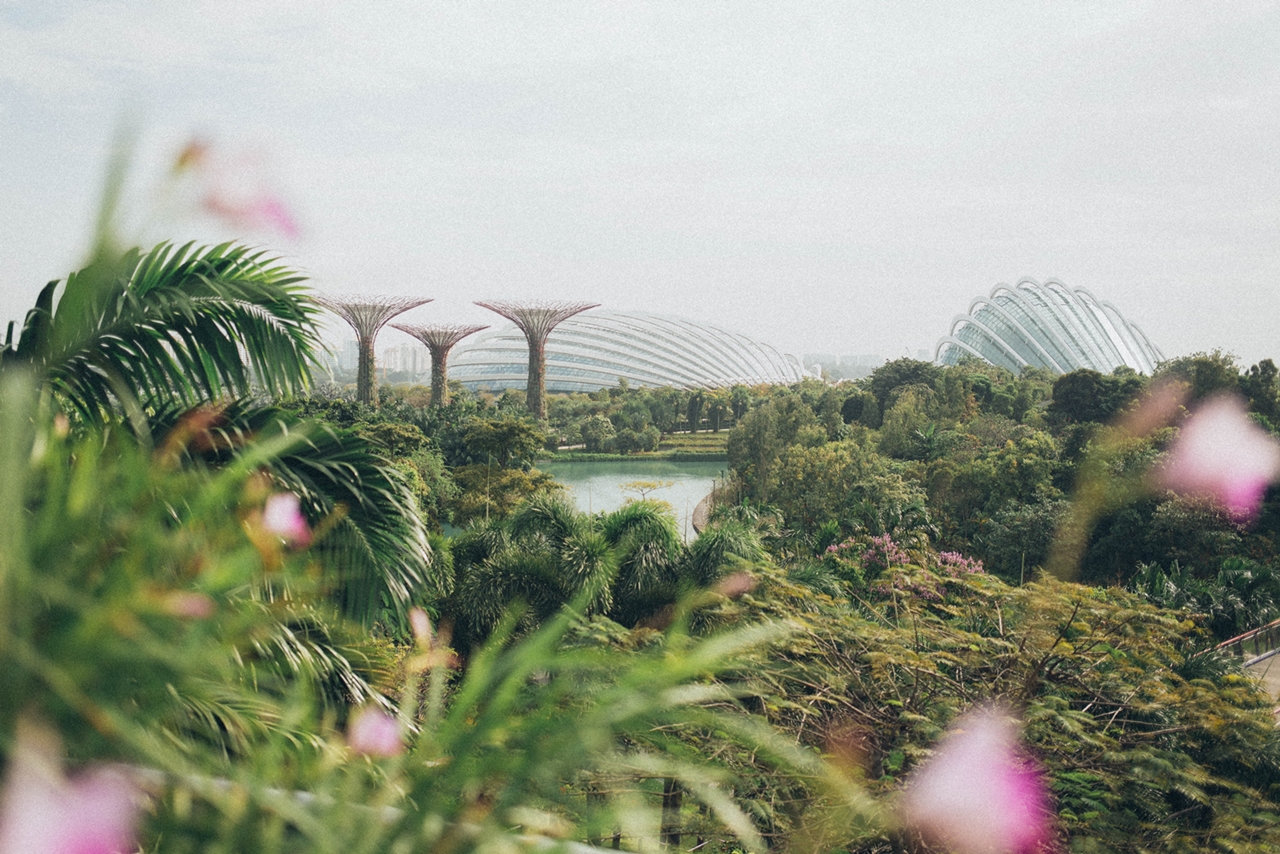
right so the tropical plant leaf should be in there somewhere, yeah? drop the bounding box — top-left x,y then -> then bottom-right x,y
4,242 -> 322,423
149,401 -> 436,628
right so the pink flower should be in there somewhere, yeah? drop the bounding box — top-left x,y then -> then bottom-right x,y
163,591 -> 216,620
347,707 -> 403,758
203,192 -> 300,240
900,706 -> 1053,854
1155,395 -> 1280,521
713,571 -> 756,599
262,493 -> 311,547
172,137 -> 301,240
0,722 -> 141,854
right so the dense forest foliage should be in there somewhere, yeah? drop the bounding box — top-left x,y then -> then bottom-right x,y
200,348 -> 1280,852
288,349 -> 1280,645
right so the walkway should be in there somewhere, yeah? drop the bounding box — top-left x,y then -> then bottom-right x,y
1216,619 -> 1280,701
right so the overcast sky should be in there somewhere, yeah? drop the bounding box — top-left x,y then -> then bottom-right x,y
3,1 -> 1278,366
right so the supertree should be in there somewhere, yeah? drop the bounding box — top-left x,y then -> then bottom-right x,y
317,295 -> 431,407
390,323 -> 489,407
474,300 -> 599,419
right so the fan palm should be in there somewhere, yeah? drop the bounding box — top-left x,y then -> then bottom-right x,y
448,497 -> 769,651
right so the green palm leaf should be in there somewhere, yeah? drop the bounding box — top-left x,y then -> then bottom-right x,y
150,401 -> 436,628
5,242 -> 321,422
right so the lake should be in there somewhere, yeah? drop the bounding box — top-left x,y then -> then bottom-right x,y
541,460 -> 727,540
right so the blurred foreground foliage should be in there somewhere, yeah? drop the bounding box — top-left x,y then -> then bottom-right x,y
0,373 -> 877,853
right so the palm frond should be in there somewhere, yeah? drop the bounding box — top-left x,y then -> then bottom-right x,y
150,401 -> 436,628
7,242 -> 322,422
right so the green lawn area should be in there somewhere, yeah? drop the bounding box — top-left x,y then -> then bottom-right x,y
658,431 -> 729,453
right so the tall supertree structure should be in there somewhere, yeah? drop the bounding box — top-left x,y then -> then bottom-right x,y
474,300 -> 599,419
317,295 -> 431,407
391,323 -> 488,407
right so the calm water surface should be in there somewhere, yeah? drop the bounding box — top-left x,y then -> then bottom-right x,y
541,460 -> 726,540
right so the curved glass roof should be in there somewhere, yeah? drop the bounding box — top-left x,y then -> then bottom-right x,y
450,309 -> 809,392
936,279 -> 1164,374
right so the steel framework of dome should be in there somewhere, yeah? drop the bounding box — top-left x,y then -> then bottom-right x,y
450,309 -> 809,394
935,279 -> 1164,375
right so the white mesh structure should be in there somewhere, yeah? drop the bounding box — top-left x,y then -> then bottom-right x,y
450,310 -> 808,392
935,279 -> 1164,375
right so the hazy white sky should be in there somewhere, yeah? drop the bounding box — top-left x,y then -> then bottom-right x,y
3,1 -> 1278,365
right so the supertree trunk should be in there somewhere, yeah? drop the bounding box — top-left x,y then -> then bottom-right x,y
357,336 -> 377,405
526,337 -> 547,420
475,300 -> 599,420
431,354 -> 449,407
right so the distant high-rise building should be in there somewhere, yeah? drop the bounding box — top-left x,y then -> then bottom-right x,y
379,342 -> 428,377
340,338 -> 360,373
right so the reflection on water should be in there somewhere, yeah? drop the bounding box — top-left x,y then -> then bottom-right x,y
541,460 -> 725,541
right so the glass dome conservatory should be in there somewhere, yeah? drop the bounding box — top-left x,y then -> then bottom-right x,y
935,279 -> 1164,374
449,309 -> 808,392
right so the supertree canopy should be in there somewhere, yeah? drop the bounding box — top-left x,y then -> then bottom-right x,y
390,323 -> 488,407
318,295 -> 431,406
474,300 -> 599,419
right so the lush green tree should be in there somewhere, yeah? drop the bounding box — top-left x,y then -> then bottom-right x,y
404,445 -> 459,531
705,388 -> 730,432
877,385 -> 937,459
868,357 -> 942,413
580,412 -> 617,453
461,413 -> 545,468
839,389 -> 874,425
765,440 -> 890,539
355,421 -> 428,457
976,498 -> 1069,584
1242,357 -> 1280,424
1154,349 -> 1240,402
686,390 -> 705,433
727,395 -> 819,502
447,465 -> 560,528
729,384 -> 751,420
1047,368 -> 1145,425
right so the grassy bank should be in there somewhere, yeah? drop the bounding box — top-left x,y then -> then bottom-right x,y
544,450 -> 727,463
543,430 -> 729,463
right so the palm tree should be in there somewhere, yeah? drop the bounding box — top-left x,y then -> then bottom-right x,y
151,400 -> 436,627
4,241 -> 434,628
446,496 -> 767,651
599,500 -> 684,626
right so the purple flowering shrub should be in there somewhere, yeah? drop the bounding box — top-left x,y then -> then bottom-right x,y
825,533 -> 986,601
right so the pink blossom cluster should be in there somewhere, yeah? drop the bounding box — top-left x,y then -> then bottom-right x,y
347,706 -> 404,758
262,492 -> 311,547
861,534 -> 911,574
1155,394 -> 1280,521
172,139 -> 300,240
937,551 -> 985,577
